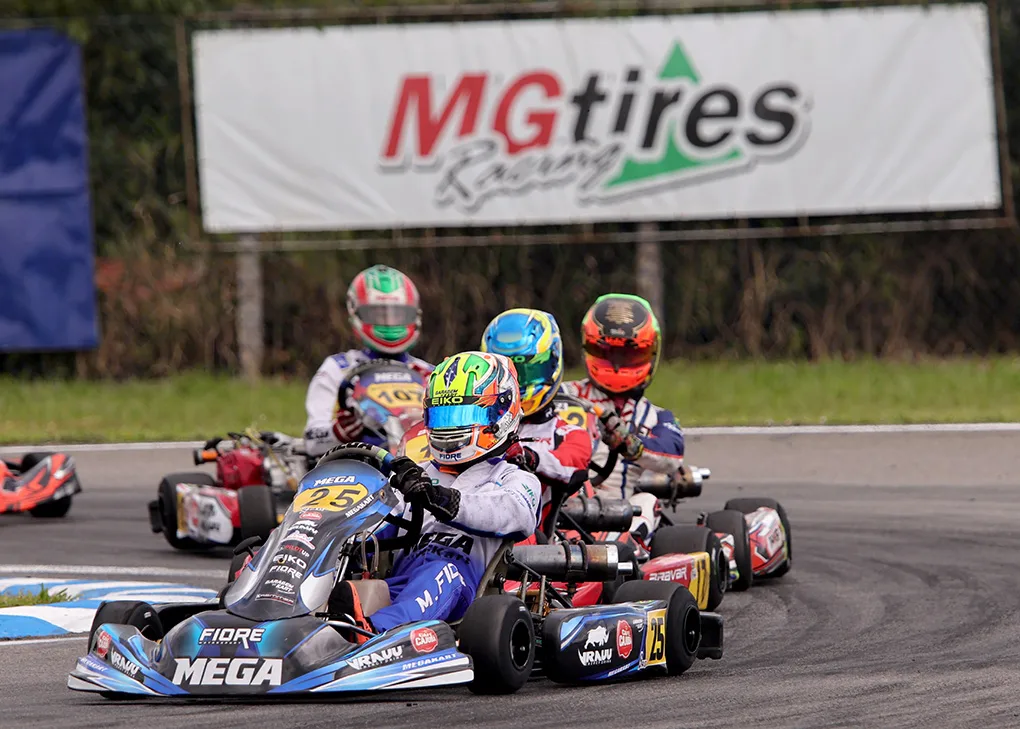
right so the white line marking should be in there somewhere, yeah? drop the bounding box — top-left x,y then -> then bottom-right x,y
0,564 -> 223,579
3,423 -> 1020,453
0,636 -> 82,646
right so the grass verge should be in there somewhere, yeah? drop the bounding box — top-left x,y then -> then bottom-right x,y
1,358 -> 1018,444
0,586 -> 71,608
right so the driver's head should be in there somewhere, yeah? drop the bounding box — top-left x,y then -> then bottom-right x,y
346,265 -> 422,355
479,308 -> 563,418
423,351 -> 523,470
580,293 -> 661,395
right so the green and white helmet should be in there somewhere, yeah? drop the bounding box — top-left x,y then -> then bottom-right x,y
346,265 -> 422,354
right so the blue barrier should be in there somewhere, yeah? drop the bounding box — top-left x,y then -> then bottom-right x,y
0,28 -> 97,351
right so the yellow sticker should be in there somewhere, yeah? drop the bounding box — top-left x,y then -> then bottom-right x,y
366,382 -> 424,410
292,484 -> 369,513
644,608 -> 667,667
558,405 -> 589,430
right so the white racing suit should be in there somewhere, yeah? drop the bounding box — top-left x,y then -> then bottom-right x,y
561,379 -> 686,539
368,458 -> 540,632
303,349 -> 433,458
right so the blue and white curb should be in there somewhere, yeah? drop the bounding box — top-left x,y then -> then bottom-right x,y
0,578 -> 217,639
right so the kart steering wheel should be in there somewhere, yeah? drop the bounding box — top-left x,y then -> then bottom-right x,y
315,443 -> 423,552
587,447 -> 620,487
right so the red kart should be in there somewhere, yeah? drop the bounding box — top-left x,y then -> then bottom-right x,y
148,431 -> 306,551
1,451 -> 82,518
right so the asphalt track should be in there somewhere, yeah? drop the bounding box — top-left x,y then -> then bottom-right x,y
3,432 -> 1020,728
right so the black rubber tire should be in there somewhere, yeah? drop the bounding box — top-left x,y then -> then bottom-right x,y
612,580 -> 700,676
238,485 -> 276,543
724,496 -> 793,577
648,525 -> 726,611
600,540 -> 638,604
88,600 -> 164,651
705,509 -> 754,591
157,472 -> 217,550
18,452 -> 52,471
458,594 -> 535,694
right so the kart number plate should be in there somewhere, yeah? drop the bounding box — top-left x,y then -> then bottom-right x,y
366,383 -> 424,411
644,608 -> 667,667
292,484 -> 369,513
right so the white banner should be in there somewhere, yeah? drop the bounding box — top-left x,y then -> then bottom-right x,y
192,5 -> 1002,232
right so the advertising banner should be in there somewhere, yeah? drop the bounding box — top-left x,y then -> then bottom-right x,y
193,5 -> 1001,232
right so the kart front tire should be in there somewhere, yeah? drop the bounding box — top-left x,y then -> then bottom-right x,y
88,600 -> 164,650
724,497 -> 793,577
29,496 -> 72,518
458,594 -> 534,694
704,509 -> 754,591
157,473 -> 216,551
649,525 -> 727,611
613,580 -> 700,676
238,485 -> 276,543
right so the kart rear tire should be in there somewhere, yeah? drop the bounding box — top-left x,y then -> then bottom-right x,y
18,452 -> 52,471
600,540 -> 638,604
157,473 -> 216,551
238,485 -> 276,543
724,497 -> 792,577
88,600 -> 164,650
29,497 -> 72,519
649,525 -> 726,611
458,594 -> 534,694
612,580 -> 700,676
704,509 -> 754,592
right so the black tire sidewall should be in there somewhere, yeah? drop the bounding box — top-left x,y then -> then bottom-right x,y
706,509 -> 754,591
157,473 -> 217,550
88,601 -> 163,649
238,486 -> 276,542
610,580 -> 699,676
459,595 -> 534,694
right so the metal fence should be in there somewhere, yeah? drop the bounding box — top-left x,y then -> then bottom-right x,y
1,0 -> 1016,378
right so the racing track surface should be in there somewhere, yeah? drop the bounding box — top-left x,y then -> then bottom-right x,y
3,432 -> 1020,728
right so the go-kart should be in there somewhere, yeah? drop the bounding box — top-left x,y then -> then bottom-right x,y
147,429 -> 307,551
1,451 -> 82,518
71,444 -> 723,698
553,395 -> 791,601
343,359 -> 427,453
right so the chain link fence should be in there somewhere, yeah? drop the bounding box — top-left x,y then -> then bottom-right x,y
1,0 -> 1017,378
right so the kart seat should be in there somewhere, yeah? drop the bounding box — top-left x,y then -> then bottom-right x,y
352,579 -> 392,617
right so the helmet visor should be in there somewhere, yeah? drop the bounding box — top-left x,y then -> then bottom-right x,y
582,340 -> 656,370
356,304 -> 419,327
424,397 -> 513,430
512,354 -> 559,391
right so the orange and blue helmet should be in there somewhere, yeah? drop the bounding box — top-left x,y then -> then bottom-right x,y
480,308 -> 564,417
581,294 -> 661,394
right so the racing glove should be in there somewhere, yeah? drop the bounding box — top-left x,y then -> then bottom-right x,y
598,406 -> 644,461
516,446 -> 540,473
332,408 -> 364,443
389,456 -> 460,523
674,463 -> 695,487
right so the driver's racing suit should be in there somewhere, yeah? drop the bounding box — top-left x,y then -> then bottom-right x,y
517,397 -> 593,524
367,458 -> 540,632
561,379 -> 685,539
304,350 -> 433,458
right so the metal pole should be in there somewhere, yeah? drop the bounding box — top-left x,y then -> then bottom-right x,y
236,236 -> 264,381
175,16 -> 202,244
635,222 -> 665,327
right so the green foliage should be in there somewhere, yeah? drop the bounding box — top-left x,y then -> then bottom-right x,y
0,586 -> 71,608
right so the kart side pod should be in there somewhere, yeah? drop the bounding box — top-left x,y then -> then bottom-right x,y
508,543 -> 627,583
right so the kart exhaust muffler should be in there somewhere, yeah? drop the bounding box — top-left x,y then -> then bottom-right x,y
560,496 -> 641,532
509,543 -> 621,583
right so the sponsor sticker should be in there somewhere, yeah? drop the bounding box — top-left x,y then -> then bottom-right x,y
410,627 -> 439,654
584,625 -> 610,649
111,651 -> 140,677
312,474 -> 358,487
345,646 -> 404,671
617,620 -> 633,660
172,657 -> 282,687
644,608 -> 667,667
578,648 -> 613,667
94,630 -> 111,659
299,510 -> 323,522
199,627 -> 265,650
647,565 -> 688,582
255,592 -> 296,605
264,578 -> 296,594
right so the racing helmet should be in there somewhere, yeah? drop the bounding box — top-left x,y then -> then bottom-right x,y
423,351 -> 523,467
580,293 -> 661,394
480,308 -> 564,417
346,265 -> 422,355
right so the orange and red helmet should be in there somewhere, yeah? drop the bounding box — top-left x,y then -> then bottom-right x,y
580,294 -> 661,394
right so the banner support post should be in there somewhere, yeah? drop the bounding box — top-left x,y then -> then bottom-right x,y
236,236 -> 264,381
636,222 -> 665,331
